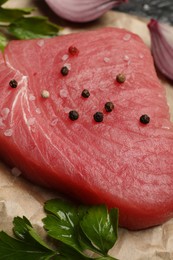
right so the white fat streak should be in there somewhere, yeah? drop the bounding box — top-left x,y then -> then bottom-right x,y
34,121 -> 75,170
0,117 -> 5,129
5,54 -> 61,167
17,81 -> 54,168
24,107 -> 75,171
7,63 -> 75,171
5,55 -> 29,126
10,76 -> 28,126
5,55 -> 23,78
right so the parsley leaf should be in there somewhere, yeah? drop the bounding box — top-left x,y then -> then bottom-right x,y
0,216 -> 58,259
0,199 -> 119,259
43,199 -> 83,253
0,1 -> 61,50
13,216 -> 53,251
43,199 -> 119,259
57,243 -> 90,260
0,33 -> 8,51
80,206 -> 118,255
0,231 -> 56,259
0,7 -> 33,23
8,16 -> 60,40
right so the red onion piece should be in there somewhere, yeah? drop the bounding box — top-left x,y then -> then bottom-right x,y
148,19 -> 173,81
45,0 -> 127,23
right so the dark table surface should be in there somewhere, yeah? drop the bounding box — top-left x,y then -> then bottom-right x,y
115,0 -> 173,25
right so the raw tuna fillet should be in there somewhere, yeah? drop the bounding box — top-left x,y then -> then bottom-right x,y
0,27 -> 173,230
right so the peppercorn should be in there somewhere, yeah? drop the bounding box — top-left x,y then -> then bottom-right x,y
9,79 -> 18,88
105,102 -> 114,112
68,46 -> 79,56
69,110 -> 79,121
93,112 -> 104,122
61,66 -> 69,76
41,90 -> 50,98
81,89 -> 90,98
116,73 -> 126,83
140,114 -> 150,124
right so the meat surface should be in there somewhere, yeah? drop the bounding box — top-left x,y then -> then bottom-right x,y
0,27 -> 173,230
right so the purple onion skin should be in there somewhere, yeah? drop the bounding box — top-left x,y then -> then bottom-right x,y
45,0 -> 128,23
148,19 -> 173,81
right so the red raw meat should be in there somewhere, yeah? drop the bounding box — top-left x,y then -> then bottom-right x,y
0,28 -> 173,230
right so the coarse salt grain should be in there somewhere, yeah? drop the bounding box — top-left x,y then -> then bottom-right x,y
103,57 -> 110,63
1,107 -> 10,119
37,39 -> 45,47
123,33 -> 131,41
64,107 -> 71,113
60,89 -> 68,98
123,55 -> 129,61
50,118 -> 59,126
64,63 -> 71,70
29,94 -> 36,101
27,117 -> 35,126
4,129 -> 13,136
11,167 -> 22,177
139,53 -> 144,59
35,107 -> 41,114
62,54 -> 69,61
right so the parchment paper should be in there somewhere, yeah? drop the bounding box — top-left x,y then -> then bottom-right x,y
1,1 -> 173,259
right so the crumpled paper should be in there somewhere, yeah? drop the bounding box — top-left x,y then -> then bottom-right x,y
1,1 -> 173,259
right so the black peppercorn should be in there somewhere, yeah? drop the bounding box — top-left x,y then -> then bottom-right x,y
140,114 -> 150,124
61,66 -> 69,76
93,112 -> 104,122
81,89 -> 90,98
69,110 -> 79,121
9,79 -> 18,88
116,73 -> 126,83
105,102 -> 114,112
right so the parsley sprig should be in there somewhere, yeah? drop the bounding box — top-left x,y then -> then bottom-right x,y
0,199 -> 119,259
0,0 -> 61,50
